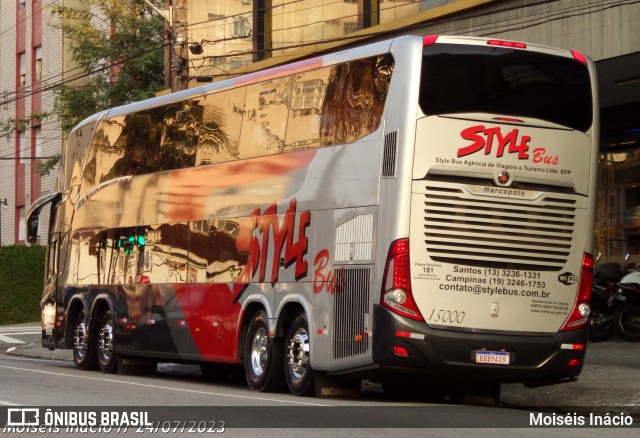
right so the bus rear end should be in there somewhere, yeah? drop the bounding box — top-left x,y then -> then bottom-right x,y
374,36 -> 597,390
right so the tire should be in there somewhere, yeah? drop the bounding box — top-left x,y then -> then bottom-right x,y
588,311 -> 615,342
72,310 -> 98,370
244,310 -> 284,392
97,310 -> 118,373
284,312 -> 315,396
615,307 -> 640,341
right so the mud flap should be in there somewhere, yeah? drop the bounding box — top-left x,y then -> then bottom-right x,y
314,372 -> 361,399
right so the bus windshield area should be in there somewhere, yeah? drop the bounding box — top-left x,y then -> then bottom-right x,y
419,43 -> 593,132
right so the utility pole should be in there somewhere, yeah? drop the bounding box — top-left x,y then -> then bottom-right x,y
146,0 -> 189,92
170,0 -> 189,91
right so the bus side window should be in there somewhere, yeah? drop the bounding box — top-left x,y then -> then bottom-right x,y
320,54 -> 393,146
196,88 -> 245,166
159,102 -> 202,171
239,76 -> 292,158
285,67 -> 329,151
123,113 -> 155,176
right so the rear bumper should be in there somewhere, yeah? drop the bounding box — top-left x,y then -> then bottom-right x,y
371,305 -> 587,386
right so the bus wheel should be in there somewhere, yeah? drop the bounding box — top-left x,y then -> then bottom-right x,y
284,312 -> 315,396
72,310 -> 97,370
97,310 -> 118,374
244,310 -> 284,392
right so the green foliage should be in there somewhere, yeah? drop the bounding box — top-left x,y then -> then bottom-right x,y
51,0 -> 165,131
0,112 -> 50,133
38,153 -> 63,177
0,246 -> 46,325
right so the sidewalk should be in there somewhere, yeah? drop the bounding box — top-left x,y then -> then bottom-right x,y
501,338 -> 640,416
5,334 -> 640,416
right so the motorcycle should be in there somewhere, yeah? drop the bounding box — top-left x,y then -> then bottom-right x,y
589,284 -> 623,342
589,256 -> 626,342
615,268 -> 640,341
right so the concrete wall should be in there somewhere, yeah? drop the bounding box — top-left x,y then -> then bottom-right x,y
418,0 -> 640,61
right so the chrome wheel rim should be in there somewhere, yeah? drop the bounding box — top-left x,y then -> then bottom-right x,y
250,327 -> 269,378
287,327 -> 310,381
73,318 -> 88,361
98,319 -> 113,363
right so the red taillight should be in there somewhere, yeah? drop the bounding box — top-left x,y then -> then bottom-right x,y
393,346 -> 409,357
423,35 -> 438,46
381,239 -> 424,321
493,116 -> 524,123
571,50 -> 588,64
562,253 -> 593,331
487,39 -> 527,49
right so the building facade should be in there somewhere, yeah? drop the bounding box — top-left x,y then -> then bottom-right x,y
0,0 -> 91,247
0,0 -> 60,246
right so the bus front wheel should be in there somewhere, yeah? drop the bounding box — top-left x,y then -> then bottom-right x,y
284,312 -> 315,396
244,310 -> 284,392
97,310 -> 118,374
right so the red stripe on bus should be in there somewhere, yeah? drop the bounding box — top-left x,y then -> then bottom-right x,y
167,149 -> 317,222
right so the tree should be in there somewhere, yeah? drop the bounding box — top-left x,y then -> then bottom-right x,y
43,0 -> 166,173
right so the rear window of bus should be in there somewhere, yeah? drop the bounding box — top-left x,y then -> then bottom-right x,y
419,43 -> 593,132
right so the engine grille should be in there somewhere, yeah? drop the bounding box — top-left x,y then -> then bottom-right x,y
422,183 -> 577,271
332,267 -> 370,359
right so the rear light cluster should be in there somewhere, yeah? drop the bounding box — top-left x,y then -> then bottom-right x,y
571,50 -> 588,64
487,39 -> 527,49
562,253 -> 593,330
423,35 -> 438,46
381,239 -> 424,322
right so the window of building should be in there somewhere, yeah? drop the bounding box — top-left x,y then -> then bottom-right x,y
232,16 -> 251,37
35,127 -> 42,158
19,52 -> 27,86
344,21 -> 358,34
18,207 -> 26,242
19,131 -> 27,159
35,46 -> 42,81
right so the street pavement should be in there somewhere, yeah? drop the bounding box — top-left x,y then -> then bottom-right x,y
2,323 -> 639,417
0,323 -> 40,345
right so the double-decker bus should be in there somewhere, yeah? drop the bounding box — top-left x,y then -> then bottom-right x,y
27,34 -> 598,400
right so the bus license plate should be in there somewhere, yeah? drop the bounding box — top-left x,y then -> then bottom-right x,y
475,350 -> 510,365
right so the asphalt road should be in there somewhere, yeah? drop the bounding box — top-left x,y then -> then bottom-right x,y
0,354 -> 636,438
1,324 -> 639,437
